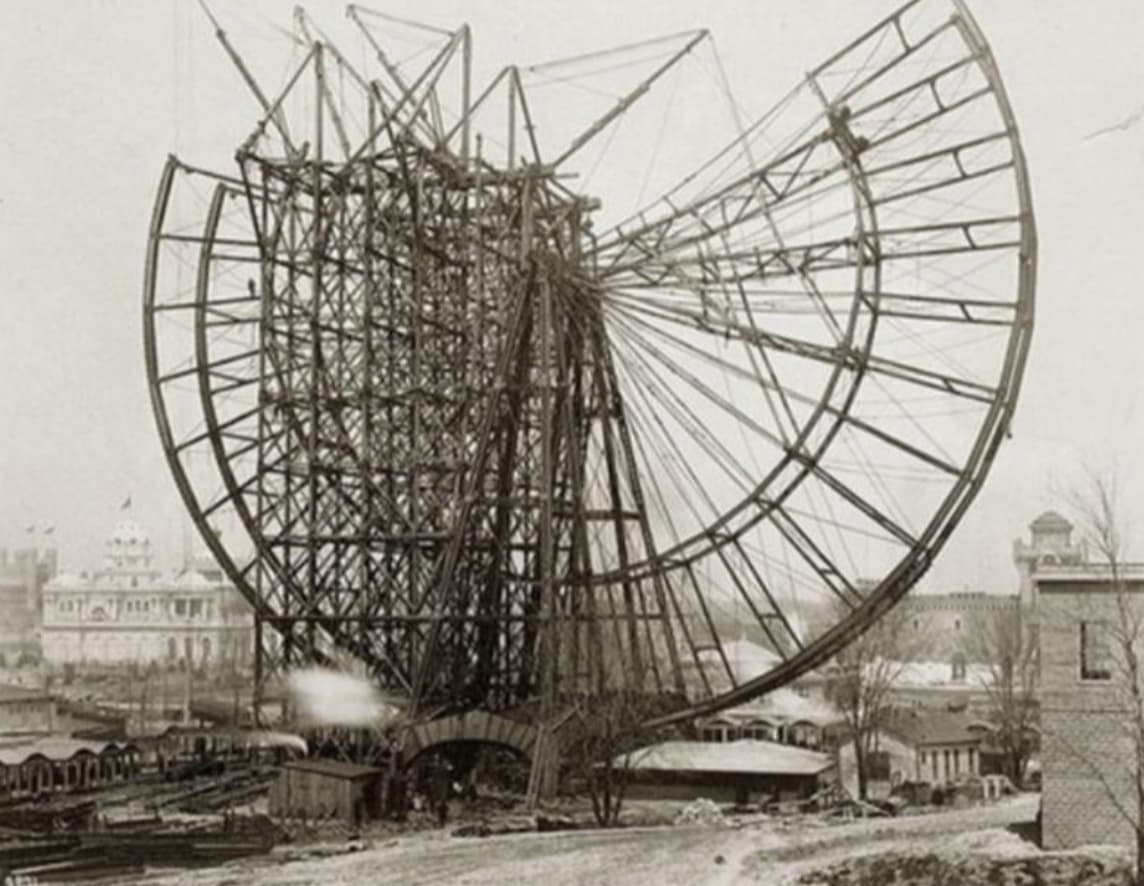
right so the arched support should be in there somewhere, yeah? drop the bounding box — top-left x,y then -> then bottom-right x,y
403,710 -> 561,803
404,710 -> 540,763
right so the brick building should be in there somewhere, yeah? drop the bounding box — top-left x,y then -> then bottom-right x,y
1038,564 -> 1144,850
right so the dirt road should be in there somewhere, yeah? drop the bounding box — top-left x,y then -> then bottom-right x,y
136,795 -> 1041,886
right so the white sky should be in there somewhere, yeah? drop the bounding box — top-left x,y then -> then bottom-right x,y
1,0 -> 1142,596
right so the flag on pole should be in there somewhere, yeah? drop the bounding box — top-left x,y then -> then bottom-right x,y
121,495 -> 132,511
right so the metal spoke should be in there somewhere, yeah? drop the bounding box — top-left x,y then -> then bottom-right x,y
143,0 -> 1035,743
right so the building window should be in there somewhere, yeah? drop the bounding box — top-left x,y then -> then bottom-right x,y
175,600 -> 186,617
1081,621 -> 1113,681
868,751 -> 891,781
954,618 -> 961,631
190,600 -> 203,618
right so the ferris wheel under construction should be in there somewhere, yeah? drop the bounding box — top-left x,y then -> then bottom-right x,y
143,0 -> 1035,765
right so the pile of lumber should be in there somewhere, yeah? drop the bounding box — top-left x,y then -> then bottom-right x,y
150,767 -> 276,813
0,829 -> 276,882
0,798 -> 96,834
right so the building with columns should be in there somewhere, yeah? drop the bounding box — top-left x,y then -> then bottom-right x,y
40,520 -> 252,669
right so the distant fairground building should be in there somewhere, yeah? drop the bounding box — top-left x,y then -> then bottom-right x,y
898,591 -> 1018,664
40,520 -> 253,669
893,510 -> 1082,672
0,544 -> 57,658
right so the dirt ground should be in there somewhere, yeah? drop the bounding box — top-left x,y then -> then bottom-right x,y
128,794 -> 1125,886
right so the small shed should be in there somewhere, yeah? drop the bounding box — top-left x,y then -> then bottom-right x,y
269,759 -> 383,826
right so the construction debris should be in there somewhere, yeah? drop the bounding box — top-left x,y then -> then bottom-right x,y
674,798 -> 727,828
0,825 -> 279,883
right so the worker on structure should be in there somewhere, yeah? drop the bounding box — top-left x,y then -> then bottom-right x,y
431,759 -> 452,827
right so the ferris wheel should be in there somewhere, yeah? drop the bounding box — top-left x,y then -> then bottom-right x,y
143,0 -> 1034,728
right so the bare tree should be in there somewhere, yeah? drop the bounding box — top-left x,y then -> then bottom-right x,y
965,605 -> 1039,787
821,603 -> 928,801
560,691 -> 669,827
1064,471 -> 1144,884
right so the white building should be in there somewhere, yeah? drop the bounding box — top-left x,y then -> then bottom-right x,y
41,520 -> 252,668
834,709 -> 985,800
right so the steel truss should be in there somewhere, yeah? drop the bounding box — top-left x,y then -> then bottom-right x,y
144,0 -> 1035,737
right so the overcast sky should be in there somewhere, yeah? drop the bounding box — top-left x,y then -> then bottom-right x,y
1,0 -> 1142,595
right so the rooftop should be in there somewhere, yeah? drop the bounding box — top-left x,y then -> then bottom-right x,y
618,739 -> 832,777
883,709 -> 981,747
1031,510 -> 1072,531
0,738 -> 134,767
1036,562 -> 1144,589
697,638 -> 783,684
282,758 -> 382,780
702,689 -> 837,727
891,660 -> 994,689
0,684 -> 50,703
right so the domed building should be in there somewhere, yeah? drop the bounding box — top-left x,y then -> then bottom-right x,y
41,520 -> 252,668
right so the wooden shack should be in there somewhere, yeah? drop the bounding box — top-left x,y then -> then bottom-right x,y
269,759 -> 383,825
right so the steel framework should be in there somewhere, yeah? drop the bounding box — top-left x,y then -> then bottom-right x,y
144,0 -> 1035,734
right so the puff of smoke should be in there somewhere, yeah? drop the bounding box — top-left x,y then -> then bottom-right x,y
286,666 -> 405,729
246,731 -> 309,756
